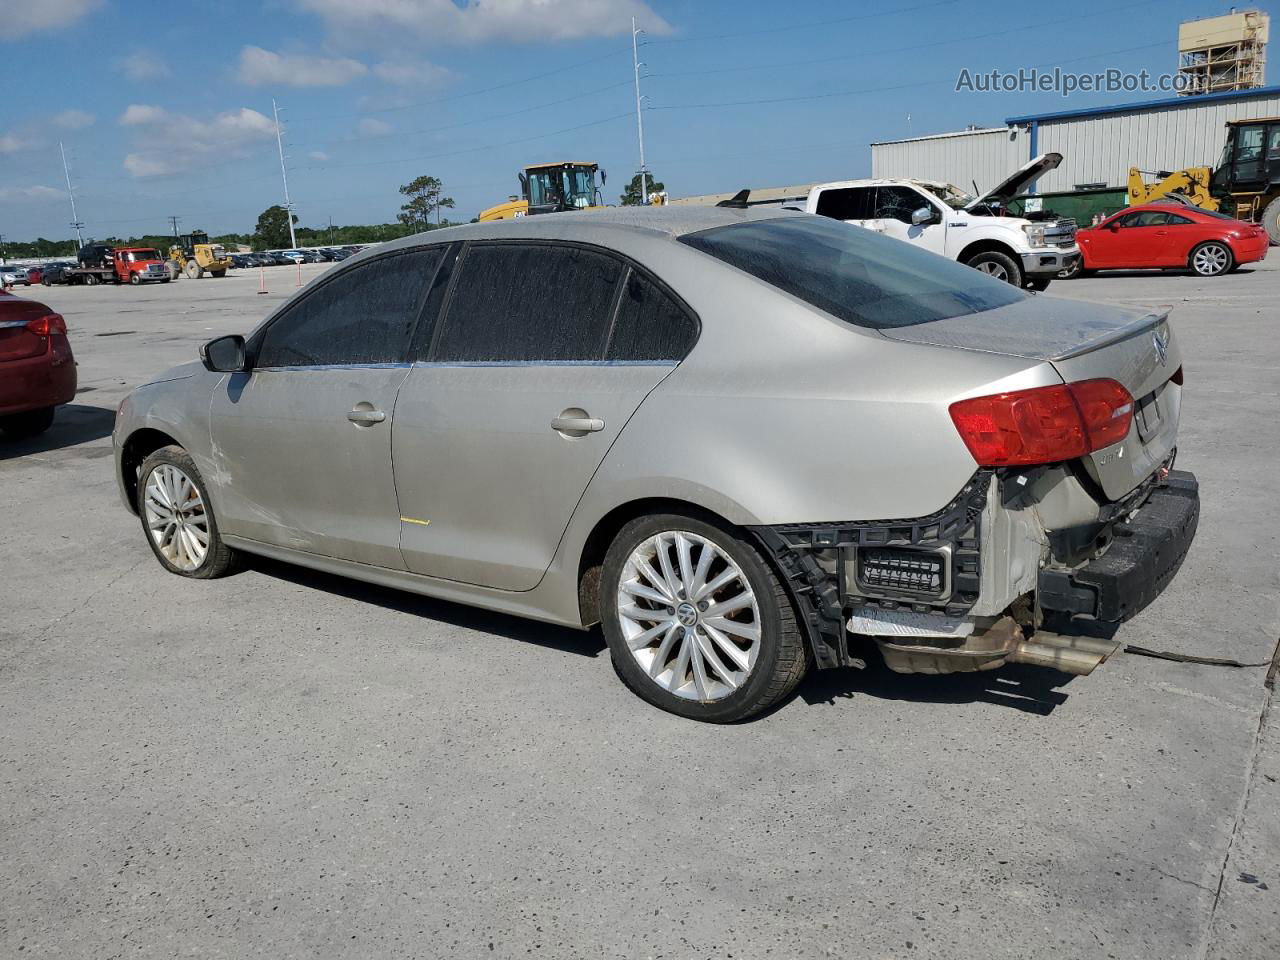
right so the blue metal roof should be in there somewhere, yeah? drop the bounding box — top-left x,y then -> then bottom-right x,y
1005,85 -> 1280,125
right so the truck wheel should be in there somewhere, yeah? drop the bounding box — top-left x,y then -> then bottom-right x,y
1025,277 -> 1051,292
1262,196 -> 1280,246
166,261 -> 180,280
184,261 -> 201,280
965,250 -> 1023,287
85,273 -> 99,286
129,273 -> 141,285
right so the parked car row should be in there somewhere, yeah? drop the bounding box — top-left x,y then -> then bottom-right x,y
229,247 -> 358,269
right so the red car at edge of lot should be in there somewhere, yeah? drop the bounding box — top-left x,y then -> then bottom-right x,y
0,290 -> 76,439
1075,203 -> 1269,278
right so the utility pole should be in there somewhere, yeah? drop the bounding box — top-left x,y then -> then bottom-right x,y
272,98 -> 298,249
168,215 -> 182,239
60,142 -> 84,248
631,17 -> 649,205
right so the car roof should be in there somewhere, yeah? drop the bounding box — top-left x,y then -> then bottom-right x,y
377,205 -> 801,256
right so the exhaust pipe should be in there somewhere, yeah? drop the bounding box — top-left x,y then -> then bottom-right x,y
1007,632 -> 1120,676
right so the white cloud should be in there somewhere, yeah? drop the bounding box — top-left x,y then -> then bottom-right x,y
309,150 -> 330,161
372,59 -> 453,88
357,117 -> 392,137
0,132 -> 36,154
294,0 -> 671,45
118,105 -> 278,177
51,109 -> 95,130
238,46 -> 368,87
2,0 -> 101,40
114,51 -> 171,80
0,185 -> 63,202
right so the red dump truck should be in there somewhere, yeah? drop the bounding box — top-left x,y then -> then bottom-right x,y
66,244 -> 172,286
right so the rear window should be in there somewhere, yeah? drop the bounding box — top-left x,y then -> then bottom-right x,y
679,215 -> 1026,330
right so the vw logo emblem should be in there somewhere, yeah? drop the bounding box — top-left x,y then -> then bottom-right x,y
676,602 -> 698,627
1153,327 -> 1169,366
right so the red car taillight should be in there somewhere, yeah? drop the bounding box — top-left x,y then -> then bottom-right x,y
26,313 -> 67,336
949,379 -> 1134,467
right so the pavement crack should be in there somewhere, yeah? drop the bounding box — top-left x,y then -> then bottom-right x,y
1150,865 -> 1215,894
30,555 -> 148,645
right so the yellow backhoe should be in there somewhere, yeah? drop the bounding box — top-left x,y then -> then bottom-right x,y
167,231 -> 231,279
478,162 -> 607,221
1126,166 -> 1219,210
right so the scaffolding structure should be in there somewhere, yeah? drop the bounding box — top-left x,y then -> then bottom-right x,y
1178,10 -> 1269,96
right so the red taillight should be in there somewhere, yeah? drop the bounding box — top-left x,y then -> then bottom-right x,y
949,379 -> 1133,467
26,313 -> 66,336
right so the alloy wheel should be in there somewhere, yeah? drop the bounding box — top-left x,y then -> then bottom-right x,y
1192,243 -> 1229,276
616,531 -> 761,701
143,463 -> 210,571
975,261 -> 1009,281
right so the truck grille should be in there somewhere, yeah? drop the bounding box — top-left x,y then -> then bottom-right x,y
1045,218 -> 1078,247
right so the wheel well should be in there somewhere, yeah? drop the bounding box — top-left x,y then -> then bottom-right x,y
576,498 -> 730,627
957,238 -> 1017,264
120,428 -> 180,513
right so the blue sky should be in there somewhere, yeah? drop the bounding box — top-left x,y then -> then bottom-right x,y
0,0 -> 1266,241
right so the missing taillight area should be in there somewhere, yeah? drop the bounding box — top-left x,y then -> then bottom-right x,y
948,378 -> 1134,467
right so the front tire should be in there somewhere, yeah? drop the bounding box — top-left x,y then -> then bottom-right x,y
0,407 -> 55,439
137,445 -> 236,579
184,260 -> 202,280
1189,241 -> 1233,277
965,250 -> 1023,287
129,273 -> 141,285
600,514 -> 808,722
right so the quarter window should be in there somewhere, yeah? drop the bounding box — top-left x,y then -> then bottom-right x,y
257,249 -> 441,367
814,186 -> 875,221
434,244 -> 622,362
606,270 -> 698,362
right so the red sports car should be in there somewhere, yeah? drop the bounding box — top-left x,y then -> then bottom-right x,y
1075,203 -> 1269,277
0,290 -> 76,439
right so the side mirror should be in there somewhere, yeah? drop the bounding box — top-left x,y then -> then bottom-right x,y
200,334 -> 247,372
1108,223 -> 1120,232
910,206 -> 936,225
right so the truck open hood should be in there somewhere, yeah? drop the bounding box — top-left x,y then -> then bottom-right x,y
965,153 -> 1062,211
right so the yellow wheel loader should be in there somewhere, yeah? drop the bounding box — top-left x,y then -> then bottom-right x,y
168,231 -> 231,279
478,162 -> 607,221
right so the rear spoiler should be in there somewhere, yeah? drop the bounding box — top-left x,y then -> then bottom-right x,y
1049,308 -> 1171,362
716,189 -> 809,209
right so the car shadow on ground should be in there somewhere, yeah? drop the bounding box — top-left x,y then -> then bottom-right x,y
243,555 -> 1091,715
243,554 -> 608,659
0,403 -> 115,460
1071,268 -> 1260,280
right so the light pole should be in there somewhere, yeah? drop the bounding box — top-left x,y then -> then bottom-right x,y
273,99 -> 298,249
631,17 -> 649,205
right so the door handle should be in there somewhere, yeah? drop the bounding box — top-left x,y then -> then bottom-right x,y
551,415 -> 605,434
347,408 -> 386,425
1154,230 -> 1168,236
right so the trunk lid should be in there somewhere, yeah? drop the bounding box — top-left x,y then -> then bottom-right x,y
0,298 -> 52,363
880,297 -> 1182,500
965,152 -> 1063,211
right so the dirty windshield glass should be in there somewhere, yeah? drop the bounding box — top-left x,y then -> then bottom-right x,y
125,250 -> 161,261
681,216 -> 1026,330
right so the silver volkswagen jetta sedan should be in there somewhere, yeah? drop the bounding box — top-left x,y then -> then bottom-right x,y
113,206 -> 1198,722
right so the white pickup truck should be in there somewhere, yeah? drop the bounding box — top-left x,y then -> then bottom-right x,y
799,154 -> 1081,290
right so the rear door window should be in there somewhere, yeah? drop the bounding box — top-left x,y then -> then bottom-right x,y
681,215 -> 1025,330
605,270 -> 698,362
256,248 -> 442,367
432,243 -> 622,362
814,186 -> 874,221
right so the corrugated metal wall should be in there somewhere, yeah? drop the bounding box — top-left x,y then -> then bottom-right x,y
871,128 -> 1025,193
1034,93 -> 1280,191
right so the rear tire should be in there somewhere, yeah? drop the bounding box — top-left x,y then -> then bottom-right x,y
1262,196 -> 1280,246
1189,241 -> 1233,277
137,445 -> 236,579
0,407 -> 55,439
600,514 -> 808,722
184,260 -> 202,280
965,250 -> 1023,287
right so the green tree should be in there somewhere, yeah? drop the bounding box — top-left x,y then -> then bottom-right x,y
253,205 -> 298,250
398,175 -> 454,230
620,172 -> 666,206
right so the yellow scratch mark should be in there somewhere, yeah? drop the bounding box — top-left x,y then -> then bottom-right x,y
400,517 -> 430,526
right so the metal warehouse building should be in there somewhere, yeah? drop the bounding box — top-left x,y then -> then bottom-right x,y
871,85 -> 1280,194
